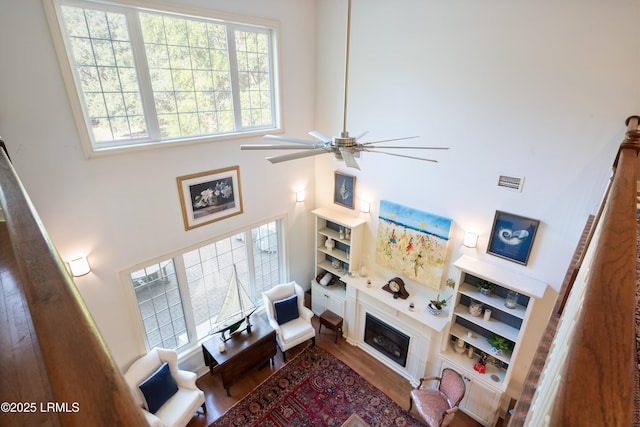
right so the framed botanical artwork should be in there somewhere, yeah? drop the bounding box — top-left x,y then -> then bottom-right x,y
177,166 -> 243,231
334,172 -> 356,209
487,211 -> 539,265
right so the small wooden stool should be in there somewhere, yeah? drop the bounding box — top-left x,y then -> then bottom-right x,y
319,310 -> 343,344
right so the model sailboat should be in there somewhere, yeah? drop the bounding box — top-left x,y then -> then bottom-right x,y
208,265 -> 256,342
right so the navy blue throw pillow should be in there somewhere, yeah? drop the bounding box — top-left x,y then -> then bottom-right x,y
138,362 -> 178,414
274,294 -> 299,325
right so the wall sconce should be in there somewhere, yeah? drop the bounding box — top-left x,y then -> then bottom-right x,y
463,232 -> 478,248
296,190 -> 305,202
360,200 -> 370,213
68,256 -> 91,277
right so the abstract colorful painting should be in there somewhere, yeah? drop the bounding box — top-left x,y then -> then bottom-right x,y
376,200 -> 452,288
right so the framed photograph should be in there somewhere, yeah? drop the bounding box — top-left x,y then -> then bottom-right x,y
177,166 -> 243,231
487,211 -> 539,265
333,172 -> 356,209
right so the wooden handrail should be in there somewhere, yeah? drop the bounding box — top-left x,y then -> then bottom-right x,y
0,147 -> 148,426
512,117 -> 640,426
550,117 -> 639,425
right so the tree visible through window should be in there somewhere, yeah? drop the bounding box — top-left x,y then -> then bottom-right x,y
50,0 -> 278,151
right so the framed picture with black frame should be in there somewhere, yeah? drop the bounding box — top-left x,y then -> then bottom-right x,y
333,172 -> 356,209
487,211 -> 539,265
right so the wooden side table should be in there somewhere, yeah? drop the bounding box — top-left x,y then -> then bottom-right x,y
202,316 -> 276,396
319,310 -> 343,344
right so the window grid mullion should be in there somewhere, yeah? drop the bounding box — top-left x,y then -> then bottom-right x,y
225,24 -> 242,132
173,255 -> 197,344
245,230 -> 257,293
127,9 -> 161,140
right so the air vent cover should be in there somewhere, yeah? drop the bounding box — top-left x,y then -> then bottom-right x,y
498,175 -> 524,192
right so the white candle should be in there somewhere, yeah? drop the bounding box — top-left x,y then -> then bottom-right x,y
218,342 -> 225,353
484,309 -> 492,321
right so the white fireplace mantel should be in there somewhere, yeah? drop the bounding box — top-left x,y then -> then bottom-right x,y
342,275 -> 449,385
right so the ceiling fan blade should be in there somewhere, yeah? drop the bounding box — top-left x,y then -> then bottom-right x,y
308,130 -> 332,143
263,134 -> 321,146
355,131 -> 369,141
339,149 -> 361,170
266,148 -> 329,164
361,136 -> 419,146
241,144 -> 322,150
364,145 -> 449,150
362,149 -> 438,163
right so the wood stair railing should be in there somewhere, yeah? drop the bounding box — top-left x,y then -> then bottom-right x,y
0,143 -> 148,426
509,117 -> 640,426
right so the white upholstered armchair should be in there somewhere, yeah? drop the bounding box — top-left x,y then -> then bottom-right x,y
124,347 -> 205,427
263,281 -> 315,361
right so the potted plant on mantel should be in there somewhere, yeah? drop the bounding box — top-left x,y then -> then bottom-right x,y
477,279 -> 496,296
426,294 -> 451,316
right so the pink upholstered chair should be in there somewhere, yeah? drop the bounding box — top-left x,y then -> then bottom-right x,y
409,368 -> 466,427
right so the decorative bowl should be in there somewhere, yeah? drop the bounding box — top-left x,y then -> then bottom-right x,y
426,303 -> 442,316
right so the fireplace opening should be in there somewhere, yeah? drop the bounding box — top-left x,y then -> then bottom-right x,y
364,313 -> 410,367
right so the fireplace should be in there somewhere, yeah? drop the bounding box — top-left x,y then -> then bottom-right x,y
364,313 -> 410,367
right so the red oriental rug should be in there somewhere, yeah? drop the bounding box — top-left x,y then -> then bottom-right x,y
209,345 -> 423,427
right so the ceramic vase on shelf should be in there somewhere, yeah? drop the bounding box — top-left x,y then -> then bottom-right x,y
325,237 -> 334,251
469,299 -> 483,317
505,290 -> 518,309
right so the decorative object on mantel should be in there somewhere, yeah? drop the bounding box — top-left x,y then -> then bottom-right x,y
426,294 -> 451,315
376,200 -> 452,288
176,166 -> 243,231
382,277 -> 410,299
487,334 -> 511,356
477,279 -> 496,296
487,210 -> 540,265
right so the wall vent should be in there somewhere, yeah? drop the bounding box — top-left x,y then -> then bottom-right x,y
498,175 -> 524,192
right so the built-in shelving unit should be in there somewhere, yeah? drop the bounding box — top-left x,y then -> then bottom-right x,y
439,255 -> 552,426
311,208 -> 366,338
312,207 -> 366,280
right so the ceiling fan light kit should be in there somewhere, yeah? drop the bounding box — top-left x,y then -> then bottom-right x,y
240,0 -> 449,169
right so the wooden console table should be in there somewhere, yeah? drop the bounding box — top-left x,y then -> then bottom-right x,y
202,316 -> 276,396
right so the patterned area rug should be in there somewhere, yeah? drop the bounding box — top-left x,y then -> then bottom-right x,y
209,345 -> 423,427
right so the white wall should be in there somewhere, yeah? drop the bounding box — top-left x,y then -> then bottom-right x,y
2,0 -> 639,370
314,0 -> 640,293
0,0 -> 317,367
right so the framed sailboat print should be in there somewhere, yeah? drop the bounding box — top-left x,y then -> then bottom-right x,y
334,172 -> 356,209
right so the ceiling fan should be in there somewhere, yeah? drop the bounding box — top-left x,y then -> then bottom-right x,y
240,0 -> 449,169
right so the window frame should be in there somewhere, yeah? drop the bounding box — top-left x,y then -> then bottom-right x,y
43,0 -> 282,158
120,216 -> 289,357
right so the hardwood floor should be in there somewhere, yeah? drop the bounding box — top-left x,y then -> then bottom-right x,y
187,316 -> 484,427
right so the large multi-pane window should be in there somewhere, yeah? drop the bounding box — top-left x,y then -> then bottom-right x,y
46,0 -> 279,152
129,219 -> 284,351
